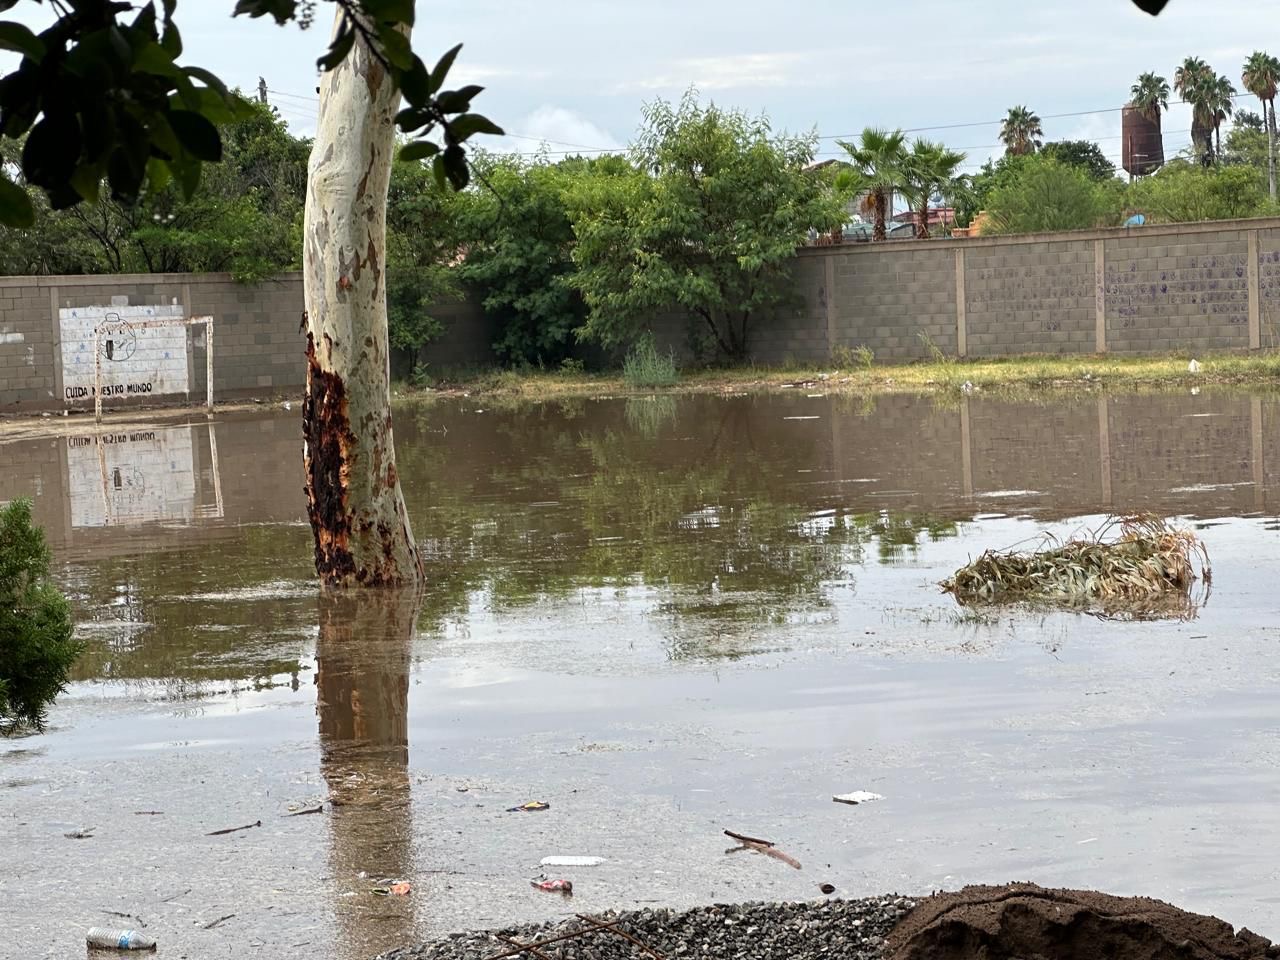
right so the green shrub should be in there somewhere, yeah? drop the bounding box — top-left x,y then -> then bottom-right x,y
0,499 -> 79,733
622,335 -> 679,387
985,157 -> 1120,234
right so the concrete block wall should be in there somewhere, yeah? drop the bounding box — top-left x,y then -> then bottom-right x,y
964,239 -> 1094,356
830,244 -> 957,360
1104,230 -> 1249,353
0,272 -> 493,412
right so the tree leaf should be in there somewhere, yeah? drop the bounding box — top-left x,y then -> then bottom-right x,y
435,84 -> 483,115
317,22 -> 355,72
0,20 -> 44,61
399,56 -> 431,105
0,172 -> 33,227
378,26 -> 412,70
398,140 -> 439,162
69,164 -> 102,203
448,113 -> 504,141
428,43 -> 462,96
169,109 -> 222,162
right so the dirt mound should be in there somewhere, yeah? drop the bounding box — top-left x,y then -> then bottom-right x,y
888,883 -> 1277,960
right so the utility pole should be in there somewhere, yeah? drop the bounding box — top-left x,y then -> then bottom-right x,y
257,77 -> 268,105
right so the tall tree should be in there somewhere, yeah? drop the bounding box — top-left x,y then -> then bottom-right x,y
1205,73 -> 1237,162
0,2 -> 503,588
1041,140 -> 1117,181
1175,56 -> 1215,165
835,128 -> 907,240
1130,72 -> 1171,121
567,92 -> 841,360
898,139 -> 966,238
999,106 -> 1043,157
1242,51 -> 1280,200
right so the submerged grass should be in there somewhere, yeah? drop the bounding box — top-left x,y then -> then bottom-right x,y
942,515 -> 1212,621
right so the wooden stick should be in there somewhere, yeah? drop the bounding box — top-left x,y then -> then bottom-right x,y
203,914 -> 235,930
206,820 -> 261,836
284,805 -> 324,817
496,934 -> 555,960
576,914 -> 669,960
723,829 -> 775,847
483,918 -> 625,960
725,841 -> 802,870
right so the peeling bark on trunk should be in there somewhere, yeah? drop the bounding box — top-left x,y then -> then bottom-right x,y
303,13 -> 423,588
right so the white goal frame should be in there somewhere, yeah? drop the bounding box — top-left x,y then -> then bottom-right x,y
93,314 -> 214,423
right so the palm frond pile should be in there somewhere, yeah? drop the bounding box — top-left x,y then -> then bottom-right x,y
942,515 -> 1211,620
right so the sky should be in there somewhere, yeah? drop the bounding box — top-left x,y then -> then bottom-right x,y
15,0 -> 1274,173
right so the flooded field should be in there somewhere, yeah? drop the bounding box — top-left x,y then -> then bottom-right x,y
2,390 -> 1279,959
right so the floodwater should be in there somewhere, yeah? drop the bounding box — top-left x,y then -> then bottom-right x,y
2,390 -> 1279,959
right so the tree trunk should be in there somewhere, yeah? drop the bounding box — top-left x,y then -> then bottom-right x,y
303,12 -> 423,588
1269,99 -> 1277,202
916,195 -> 930,240
316,589 -> 418,947
873,189 -> 887,241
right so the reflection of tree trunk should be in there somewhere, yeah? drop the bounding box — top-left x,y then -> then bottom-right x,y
316,588 -> 420,960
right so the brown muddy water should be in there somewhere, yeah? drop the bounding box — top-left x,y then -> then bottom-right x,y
1,391 -> 1279,959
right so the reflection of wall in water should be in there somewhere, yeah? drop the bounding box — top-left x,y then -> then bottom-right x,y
66,426 -> 205,527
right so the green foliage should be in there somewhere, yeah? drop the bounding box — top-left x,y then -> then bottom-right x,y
899,138 -> 967,239
1000,105 -> 1043,156
568,91 -> 842,360
1126,161 -> 1277,222
836,128 -> 907,240
385,155 -> 465,357
1130,72 -> 1170,120
1041,140 -> 1118,181
458,154 -> 626,365
0,1 -> 501,228
622,334 -> 679,387
0,100 -> 308,281
832,344 -> 874,370
985,157 -> 1121,234
0,499 -> 80,734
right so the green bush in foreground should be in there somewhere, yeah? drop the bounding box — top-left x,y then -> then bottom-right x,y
0,499 -> 79,734
622,336 -> 679,388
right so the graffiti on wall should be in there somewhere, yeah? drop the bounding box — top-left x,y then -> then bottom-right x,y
65,424 -> 223,528
59,304 -> 188,404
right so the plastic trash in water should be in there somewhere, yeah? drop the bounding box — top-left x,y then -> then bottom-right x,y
540,856 -> 605,867
531,878 -> 573,895
833,791 -> 884,805
507,800 -> 550,812
372,881 -> 412,896
86,927 -> 157,951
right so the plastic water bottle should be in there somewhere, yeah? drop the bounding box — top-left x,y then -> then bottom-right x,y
86,927 -> 157,951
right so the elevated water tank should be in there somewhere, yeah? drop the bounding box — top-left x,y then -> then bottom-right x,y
1122,106 -> 1165,177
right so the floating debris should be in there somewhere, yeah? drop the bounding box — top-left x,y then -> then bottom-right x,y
942,515 -> 1210,620
833,791 -> 883,806
540,856 -> 606,867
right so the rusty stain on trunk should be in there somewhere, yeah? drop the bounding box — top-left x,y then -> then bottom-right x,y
303,333 -> 419,588
303,333 -> 358,585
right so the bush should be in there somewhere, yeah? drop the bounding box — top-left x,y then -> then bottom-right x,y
622,335 -> 679,387
1126,162 -> 1278,223
986,157 -> 1120,234
0,499 -> 79,733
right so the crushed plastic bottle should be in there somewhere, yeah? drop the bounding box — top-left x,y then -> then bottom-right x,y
86,927 -> 157,951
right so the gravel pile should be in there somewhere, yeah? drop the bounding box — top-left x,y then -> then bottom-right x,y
378,897 -> 916,960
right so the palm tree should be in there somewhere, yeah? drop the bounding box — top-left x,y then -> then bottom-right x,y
1205,73 -> 1237,161
1242,51 -> 1280,199
1130,72 -> 1170,121
1174,56 -> 1214,163
1000,106 -> 1043,156
899,139 -> 967,239
835,128 -> 907,241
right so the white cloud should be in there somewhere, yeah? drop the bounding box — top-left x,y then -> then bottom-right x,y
503,106 -> 623,152
625,52 -> 815,92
